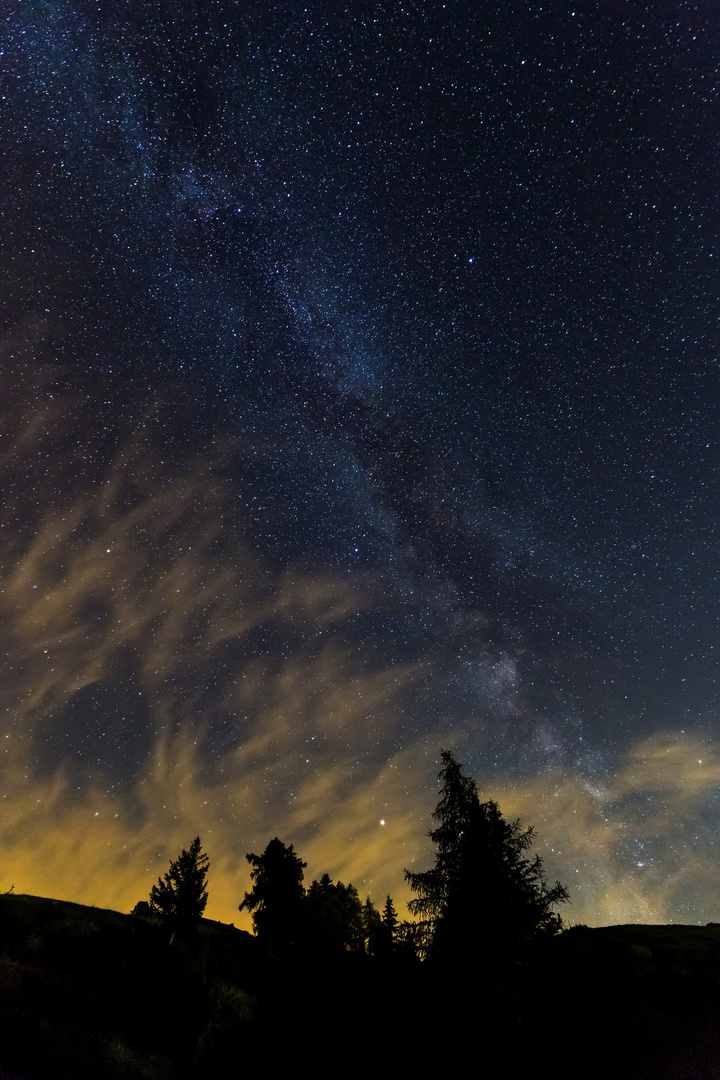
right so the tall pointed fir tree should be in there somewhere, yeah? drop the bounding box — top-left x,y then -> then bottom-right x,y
363,896 -> 383,955
405,751 -> 568,964
147,837 -> 210,929
240,837 -> 307,951
382,894 -> 398,938
374,894 -> 398,958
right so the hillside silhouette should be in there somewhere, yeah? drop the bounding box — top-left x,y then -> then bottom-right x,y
2,892 -> 720,1078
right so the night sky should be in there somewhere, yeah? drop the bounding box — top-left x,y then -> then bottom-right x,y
2,0 -> 718,928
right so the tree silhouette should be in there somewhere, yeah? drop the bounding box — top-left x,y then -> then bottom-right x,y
382,894 -> 398,938
239,837 -> 306,951
368,894 -> 398,958
405,751 -> 568,964
363,896 -> 383,955
377,894 -> 399,954
305,873 -> 366,952
147,837 -> 209,924
393,919 -> 425,962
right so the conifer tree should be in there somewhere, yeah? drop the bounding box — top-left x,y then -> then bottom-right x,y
382,894 -> 398,938
363,896 -> 383,955
306,874 -> 366,952
148,837 -> 209,922
405,751 -> 568,963
240,837 -> 306,950
372,894 -> 399,958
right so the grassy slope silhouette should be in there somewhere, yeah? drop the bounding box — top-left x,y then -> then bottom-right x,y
2,892 -> 720,1078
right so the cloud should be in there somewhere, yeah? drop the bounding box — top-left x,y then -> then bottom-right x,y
2,352 -> 717,931
490,728 -> 720,926
0,359 -> 428,922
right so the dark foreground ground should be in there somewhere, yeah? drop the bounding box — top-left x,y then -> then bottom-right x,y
1,893 -> 720,1079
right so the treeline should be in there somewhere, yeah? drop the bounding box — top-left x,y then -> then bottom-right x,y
132,831 -> 414,958
132,751 -> 569,966
241,840 -> 404,957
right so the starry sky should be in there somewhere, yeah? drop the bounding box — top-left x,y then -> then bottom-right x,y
1,0 -> 718,927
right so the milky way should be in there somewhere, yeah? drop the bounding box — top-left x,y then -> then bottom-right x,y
1,1 -> 718,926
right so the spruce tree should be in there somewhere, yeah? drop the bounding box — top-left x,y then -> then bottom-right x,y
363,896 -> 383,955
240,837 -> 306,950
382,894 -> 398,938
405,751 -> 568,963
305,874 -> 366,952
148,837 -> 209,922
